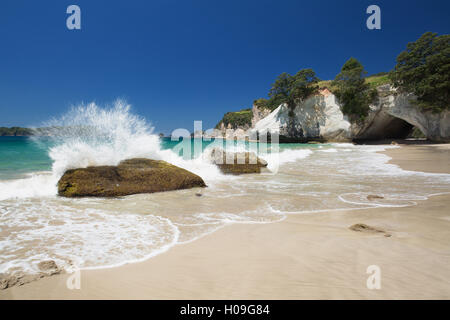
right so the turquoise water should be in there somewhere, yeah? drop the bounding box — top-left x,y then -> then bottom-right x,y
0,137 -> 52,179
0,136 -> 318,180
2,103 -> 450,279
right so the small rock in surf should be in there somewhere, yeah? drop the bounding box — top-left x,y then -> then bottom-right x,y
209,148 -> 268,175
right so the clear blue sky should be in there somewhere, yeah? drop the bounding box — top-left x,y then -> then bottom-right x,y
0,0 -> 449,133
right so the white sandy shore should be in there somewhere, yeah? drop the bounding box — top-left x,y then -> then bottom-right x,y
1,144 -> 450,299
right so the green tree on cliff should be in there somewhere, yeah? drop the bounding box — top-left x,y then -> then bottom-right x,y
268,69 -> 320,116
253,98 -> 270,110
332,58 -> 377,120
389,32 -> 450,112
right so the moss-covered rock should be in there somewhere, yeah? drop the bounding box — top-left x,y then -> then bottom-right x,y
58,158 -> 206,197
209,148 -> 268,175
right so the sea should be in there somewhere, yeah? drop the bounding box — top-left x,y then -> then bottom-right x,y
1,102 -> 449,277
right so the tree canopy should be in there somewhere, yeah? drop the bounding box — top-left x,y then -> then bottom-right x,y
389,32 -> 450,112
332,57 -> 377,120
267,69 -> 320,116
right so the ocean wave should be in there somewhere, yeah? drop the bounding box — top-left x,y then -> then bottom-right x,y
0,172 -> 57,201
0,202 -> 179,273
1,101 -> 450,279
0,101 -> 230,200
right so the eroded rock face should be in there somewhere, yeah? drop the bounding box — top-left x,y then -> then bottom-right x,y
379,86 -> 450,142
251,103 -> 272,127
351,110 -> 414,141
252,88 -> 352,142
251,85 -> 449,142
209,148 -> 268,175
351,85 -> 449,141
58,158 -> 206,197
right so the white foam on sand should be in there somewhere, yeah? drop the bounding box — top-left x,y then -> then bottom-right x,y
1,103 -> 450,278
0,201 -> 180,273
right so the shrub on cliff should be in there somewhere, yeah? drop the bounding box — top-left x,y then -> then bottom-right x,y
253,98 -> 272,110
332,58 -> 377,120
267,69 -> 320,116
389,32 -> 450,112
215,109 -> 252,129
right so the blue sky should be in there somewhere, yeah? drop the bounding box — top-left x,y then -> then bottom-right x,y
0,0 -> 449,133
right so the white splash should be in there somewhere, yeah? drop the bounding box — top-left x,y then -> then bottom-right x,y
0,100 -> 227,200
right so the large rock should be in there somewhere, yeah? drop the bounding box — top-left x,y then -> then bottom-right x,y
209,148 -> 268,175
58,158 -> 206,197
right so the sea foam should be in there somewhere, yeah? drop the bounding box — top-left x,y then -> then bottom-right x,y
1,102 -> 450,279
0,101 -> 228,200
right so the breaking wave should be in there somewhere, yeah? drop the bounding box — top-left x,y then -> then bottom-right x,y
0,101 -> 227,200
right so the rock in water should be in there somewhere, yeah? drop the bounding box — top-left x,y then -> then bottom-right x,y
0,276 -> 8,290
58,158 -> 206,197
37,260 -> 60,275
209,148 -> 268,175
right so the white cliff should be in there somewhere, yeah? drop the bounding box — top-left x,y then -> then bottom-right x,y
352,85 -> 450,141
252,88 -> 351,141
251,86 -> 450,142
214,86 -> 449,142
251,103 -> 271,127
381,86 -> 450,141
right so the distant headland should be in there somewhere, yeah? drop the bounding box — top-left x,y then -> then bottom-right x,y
0,127 -> 35,136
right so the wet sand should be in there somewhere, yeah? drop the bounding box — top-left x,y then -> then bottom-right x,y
1,144 -> 449,299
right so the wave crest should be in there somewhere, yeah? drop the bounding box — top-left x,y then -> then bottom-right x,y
36,100 -> 161,178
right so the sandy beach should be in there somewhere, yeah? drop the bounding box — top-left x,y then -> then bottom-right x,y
1,143 -> 449,300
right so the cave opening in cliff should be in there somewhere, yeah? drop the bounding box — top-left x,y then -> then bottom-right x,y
381,117 -> 415,139
353,116 -> 416,143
